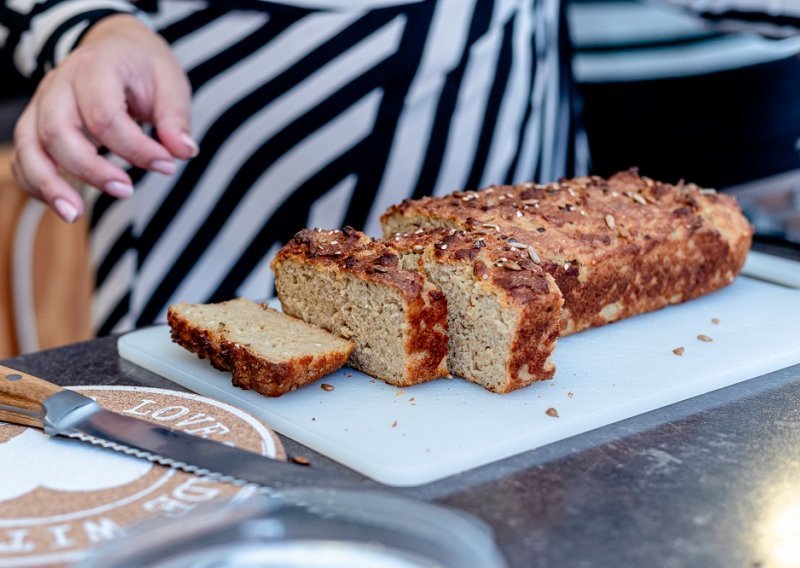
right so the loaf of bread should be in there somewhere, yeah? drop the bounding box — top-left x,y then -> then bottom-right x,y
382,170 -> 753,335
167,298 -> 354,396
387,228 -> 563,393
271,227 -> 449,387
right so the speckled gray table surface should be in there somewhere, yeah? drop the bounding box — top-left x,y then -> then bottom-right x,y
3,243 -> 799,568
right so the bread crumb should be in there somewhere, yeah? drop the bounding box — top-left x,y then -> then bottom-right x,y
697,335 -> 713,342
673,347 -> 685,356
711,318 -> 720,325
391,420 -> 397,428
545,407 -> 559,418
321,383 -> 334,391
567,391 -> 574,399
291,456 -> 311,466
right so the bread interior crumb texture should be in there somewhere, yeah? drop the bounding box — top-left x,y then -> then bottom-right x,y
175,300 -> 352,359
275,261 -> 411,385
401,257 -> 515,391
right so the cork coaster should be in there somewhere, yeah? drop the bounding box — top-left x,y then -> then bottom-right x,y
0,386 -> 285,567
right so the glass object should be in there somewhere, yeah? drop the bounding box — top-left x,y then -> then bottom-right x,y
79,487 -> 507,568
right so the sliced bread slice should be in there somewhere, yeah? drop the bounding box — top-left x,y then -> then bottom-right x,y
167,298 -> 354,397
387,228 -> 563,393
271,227 -> 449,387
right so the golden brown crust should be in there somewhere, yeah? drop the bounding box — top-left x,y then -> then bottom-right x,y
167,304 -> 352,397
272,227 -> 427,303
272,227 -> 449,385
386,228 -> 563,391
382,169 -> 753,334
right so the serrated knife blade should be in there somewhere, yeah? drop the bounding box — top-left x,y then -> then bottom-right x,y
0,364 -> 341,490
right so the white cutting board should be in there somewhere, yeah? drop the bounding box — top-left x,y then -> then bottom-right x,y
118,276 -> 800,487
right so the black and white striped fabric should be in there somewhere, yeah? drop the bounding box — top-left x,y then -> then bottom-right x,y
1,0 -> 585,334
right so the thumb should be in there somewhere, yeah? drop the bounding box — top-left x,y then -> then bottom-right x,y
152,66 -> 196,160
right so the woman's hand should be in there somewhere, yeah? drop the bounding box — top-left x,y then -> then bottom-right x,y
12,13 -> 196,222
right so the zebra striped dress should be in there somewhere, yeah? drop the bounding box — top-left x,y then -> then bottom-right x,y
2,0 -> 584,334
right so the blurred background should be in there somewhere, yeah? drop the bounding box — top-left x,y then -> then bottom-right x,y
1,0 -> 799,358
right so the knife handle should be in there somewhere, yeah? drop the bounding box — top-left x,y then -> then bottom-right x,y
0,364 -> 63,429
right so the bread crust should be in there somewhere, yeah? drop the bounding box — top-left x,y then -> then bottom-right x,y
272,227 -> 449,385
382,170 -> 753,334
167,301 -> 353,397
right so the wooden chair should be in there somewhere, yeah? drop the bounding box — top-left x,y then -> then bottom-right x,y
0,145 -> 93,358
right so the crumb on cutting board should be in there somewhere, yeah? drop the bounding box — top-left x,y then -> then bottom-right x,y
673,347 -> 685,356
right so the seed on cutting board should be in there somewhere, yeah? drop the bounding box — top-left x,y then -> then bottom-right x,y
673,347 -> 685,356
321,383 -> 334,391
292,456 -> 311,466
697,334 -> 713,342
545,407 -> 559,418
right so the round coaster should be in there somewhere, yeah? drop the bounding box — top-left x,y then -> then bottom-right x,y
0,386 -> 285,567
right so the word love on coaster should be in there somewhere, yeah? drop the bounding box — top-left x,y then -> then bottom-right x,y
0,386 -> 284,568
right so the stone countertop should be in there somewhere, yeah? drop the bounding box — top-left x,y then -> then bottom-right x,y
3,240 -> 799,568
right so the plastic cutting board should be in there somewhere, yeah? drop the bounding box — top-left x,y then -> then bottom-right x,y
118,276 -> 800,486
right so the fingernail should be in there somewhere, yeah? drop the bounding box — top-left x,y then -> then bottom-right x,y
149,159 -> 176,175
181,133 -> 199,158
105,180 -> 134,198
53,198 -> 79,223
